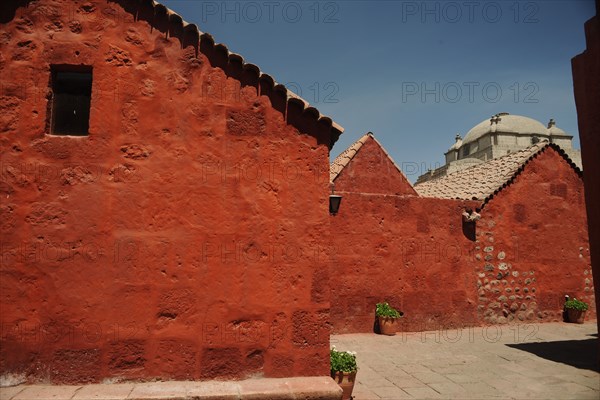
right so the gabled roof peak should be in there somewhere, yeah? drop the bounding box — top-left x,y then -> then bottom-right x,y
329,132 -> 414,192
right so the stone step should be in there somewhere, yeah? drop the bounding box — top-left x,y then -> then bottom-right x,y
0,377 -> 342,400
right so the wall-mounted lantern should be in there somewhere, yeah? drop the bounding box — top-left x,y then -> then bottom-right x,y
329,184 -> 342,215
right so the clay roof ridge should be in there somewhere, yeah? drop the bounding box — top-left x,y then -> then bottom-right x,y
112,0 -> 344,145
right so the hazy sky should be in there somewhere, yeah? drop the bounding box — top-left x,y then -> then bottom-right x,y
160,0 -> 595,182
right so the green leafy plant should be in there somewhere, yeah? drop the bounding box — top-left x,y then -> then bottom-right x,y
330,346 -> 357,373
376,302 -> 404,318
565,298 -> 589,311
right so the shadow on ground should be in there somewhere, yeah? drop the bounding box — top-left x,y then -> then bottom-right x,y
507,338 -> 599,372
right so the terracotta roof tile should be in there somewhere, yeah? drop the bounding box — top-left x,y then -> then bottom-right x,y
414,141 -> 581,203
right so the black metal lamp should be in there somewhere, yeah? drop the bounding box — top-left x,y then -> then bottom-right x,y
329,184 -> 342,215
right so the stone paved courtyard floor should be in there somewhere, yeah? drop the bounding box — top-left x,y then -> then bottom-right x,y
332,322 -> 599,400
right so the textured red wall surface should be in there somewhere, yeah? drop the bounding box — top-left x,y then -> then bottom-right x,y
330,139 -> 593,334
330,194 -> 481,333
476,148 -> 594,325
572,2 -> 600,357
0,0 -> 335,383
330,136 -> 481,333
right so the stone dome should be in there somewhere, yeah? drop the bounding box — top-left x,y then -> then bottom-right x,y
462,113 -> 549,144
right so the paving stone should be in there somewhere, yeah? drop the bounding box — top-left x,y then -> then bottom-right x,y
564,390 -> 600,400
186,381 -> 241,399
482,376 -> 517,390
362,377 -> 395,388
541,381 -> 599,395
351,386 -> 380,399
73,384 -> 134,399
410,371 -> 451,384
378,368 -> 411,380
500,371 -> 547,383
369,363 -> 392,373
12,385 -> 81,400
402,386 -> 442,399
443,373 -> 481,384
237,379 -> 291,400
354,371 -> 379,382
283,377 -> 342,400
127,382 -> 200,400
580,369 -> 600,378
0,386 -> 26,400
427,381 -> 468,395
371,385 -> 411,399
385,376 -> 427,389
425,366 -> 456,375
398,364 -> 432,374
561,373 -> 600,390
458,382 -> 503,396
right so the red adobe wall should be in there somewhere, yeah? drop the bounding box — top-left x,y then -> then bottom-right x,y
330,194 -> 481,333
0,0 -> 335,384
476,148 -> 595,324
330,136 -> 481,333
330,138 -> 593,334
572,1 -> 600,356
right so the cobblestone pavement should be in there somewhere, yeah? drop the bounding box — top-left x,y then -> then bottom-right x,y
332,322 -> 599,400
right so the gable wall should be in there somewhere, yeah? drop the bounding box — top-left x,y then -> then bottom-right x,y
0,0 -> 332,383
476,148 -> 594,324
333,137 -> 416,196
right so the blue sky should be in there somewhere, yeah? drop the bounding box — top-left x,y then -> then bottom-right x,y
160,0 -> 595,181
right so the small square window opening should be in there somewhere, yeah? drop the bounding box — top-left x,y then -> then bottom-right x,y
50,66 -> 93,136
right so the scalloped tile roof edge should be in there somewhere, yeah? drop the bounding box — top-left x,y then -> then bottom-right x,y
143,0 -> 343,146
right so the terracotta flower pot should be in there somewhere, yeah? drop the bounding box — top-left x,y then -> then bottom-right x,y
331,370 -> 357,400
378,316 -> 398,335
567,308 -> 586,324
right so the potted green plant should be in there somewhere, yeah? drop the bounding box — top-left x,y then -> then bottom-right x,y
330,346 -> 357,400
376,302 -> 404,336
565,298 -> 588,324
